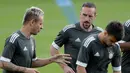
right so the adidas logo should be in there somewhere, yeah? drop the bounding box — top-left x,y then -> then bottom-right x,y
75,38 -> 81,42
23,47 -> 28,51
94,52 -> 100,56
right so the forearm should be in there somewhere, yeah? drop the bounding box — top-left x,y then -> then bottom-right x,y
0,61 -> 2,68
32,45 -> 60,68
77,66 -> 86,73
1,61 -> 26,72
32,57 -> 55,68
113,71 -> 121,73
119,42 -> 130,50
50,45 -> 65,69
50,45 -> 60,55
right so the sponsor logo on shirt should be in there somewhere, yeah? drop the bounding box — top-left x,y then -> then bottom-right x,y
94,52 -> 100,56
75,38 -> 81,42
23,47 -> 28,51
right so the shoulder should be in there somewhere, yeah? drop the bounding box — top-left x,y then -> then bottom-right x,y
62,24 -> 76,32
111,44 -> 121,53
8,32 -> 20,44
83,35 -> 96,48
124,19 -> 130,27
95,26 -> 104,32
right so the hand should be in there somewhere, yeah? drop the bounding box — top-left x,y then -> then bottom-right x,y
53,54 -> 72,64
24,68 -> 39,73
63,65 -> 75,73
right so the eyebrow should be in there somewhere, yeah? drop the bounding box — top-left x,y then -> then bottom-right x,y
111,38 -> 116,43
83,13 -> 87,16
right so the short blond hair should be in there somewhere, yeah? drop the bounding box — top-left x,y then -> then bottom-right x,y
22,6 -> 44,24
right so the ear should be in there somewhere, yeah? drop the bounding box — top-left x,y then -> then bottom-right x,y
93,13 -> 97,20
95,13 -> 97,18
30,19 -> 35,26
103,30 -> 108,36
80,12 -> 81,15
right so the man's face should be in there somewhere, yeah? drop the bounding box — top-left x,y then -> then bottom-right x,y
103,32 -> 117,46
31,16 -> 43,35
80,7 -> 96,29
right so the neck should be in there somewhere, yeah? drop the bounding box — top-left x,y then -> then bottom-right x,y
80,23 -> 93,32
20,25 -> 31,39
98,32 -> 105,45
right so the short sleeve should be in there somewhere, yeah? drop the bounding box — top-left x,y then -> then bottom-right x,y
111,44 -> 121,71
76,37 -> 95,67
32,49 -> 37,61
30,37 -> 37,61
52,30 -> 69,50
0,35 -> 18,62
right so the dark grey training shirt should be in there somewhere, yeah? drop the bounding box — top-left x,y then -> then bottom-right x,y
52,22 -> 103,71
77,34 -> 121,73
122,22 -> 130,73
0,30 -> 36,73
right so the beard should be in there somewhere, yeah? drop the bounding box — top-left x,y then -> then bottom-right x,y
82,21 -> 91,29
31,31 -> 38,35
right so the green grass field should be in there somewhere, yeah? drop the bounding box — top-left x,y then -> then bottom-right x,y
0,0 -> 130,73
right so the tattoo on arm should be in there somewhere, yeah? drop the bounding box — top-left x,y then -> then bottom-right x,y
1,61 -> 26,72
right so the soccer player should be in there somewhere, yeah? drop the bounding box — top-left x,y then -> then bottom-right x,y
50,2 -> 103,73
0,6 -> 71,73
117,19 -> 130,73
76,21 -> 124,73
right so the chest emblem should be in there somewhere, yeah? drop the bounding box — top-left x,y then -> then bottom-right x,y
23,47 -> 28,51
94,52 -> 100,57
75,38 -> 81,42
108,51 -> 114,59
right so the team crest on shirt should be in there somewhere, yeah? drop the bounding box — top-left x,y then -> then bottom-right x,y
32,46 -> 34,52
108,51 -> 114,59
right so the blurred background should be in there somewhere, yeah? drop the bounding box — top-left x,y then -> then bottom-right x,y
0,0 -> 130,73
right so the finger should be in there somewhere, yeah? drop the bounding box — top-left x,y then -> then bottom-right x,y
33,69 -> 39,73
35,71 -> 40,73
58,61 -> 66,65
59,59 -> 71,64
63,56 -> 72,60
64,60 -> 71,64
35,70 -> 40,73
60,54 -> 71,57
70,69 -> 75,73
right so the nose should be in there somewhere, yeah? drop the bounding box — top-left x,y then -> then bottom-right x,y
40,24 -> 43,29
85,16 -> 90,21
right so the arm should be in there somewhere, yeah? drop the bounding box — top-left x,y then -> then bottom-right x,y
119,42 -> 130,50
111,44 -> 122,73
50,45 -> 75,73
32,54 -> 71,68
50,27 -> 75,73
0,61 -> 2,68
76,36 -> 94,73
50,45 -> 66,67
0,61 -> 38,73
113,71 -> 121,73
77,65 -> 86,73
32,58 -> 54,68
50,45 -> 64,67
1,61 -> 26,72
1,36 -> 39,73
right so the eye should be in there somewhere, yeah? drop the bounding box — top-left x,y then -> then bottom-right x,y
39,23 -> 42,25
110,39 -> 116,43
83,13 -> 87,16
89,15 -> 93,18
